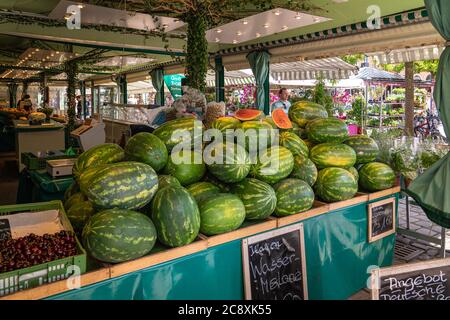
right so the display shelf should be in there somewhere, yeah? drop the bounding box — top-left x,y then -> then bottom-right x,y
0,186 -> 401,300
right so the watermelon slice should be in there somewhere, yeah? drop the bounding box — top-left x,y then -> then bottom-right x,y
272,108 -> 293,129
234,108 -> 262,121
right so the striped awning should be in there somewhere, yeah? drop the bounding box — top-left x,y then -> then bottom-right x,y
206,70 -> 255,87
270,57 -> 357,81
368,45 -> 444,64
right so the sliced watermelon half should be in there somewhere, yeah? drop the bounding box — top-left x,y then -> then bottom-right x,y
272,108 -> 293,129
234,108 -> 263,121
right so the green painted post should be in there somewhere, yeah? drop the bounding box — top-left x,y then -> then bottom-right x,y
80,81 -> 87,119
90,80 -> 95,115
215,56 -> 225,102
121,76 -> 128,104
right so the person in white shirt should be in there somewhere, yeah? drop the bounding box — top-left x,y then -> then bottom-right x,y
271,88 -> 291,114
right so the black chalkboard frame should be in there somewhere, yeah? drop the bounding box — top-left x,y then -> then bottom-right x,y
367,197 -> 396,243
370,257 -> 450,300
241,223 -> 308,300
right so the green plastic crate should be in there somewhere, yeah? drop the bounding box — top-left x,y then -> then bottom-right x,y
0,201 -> 87,297
21,151 -> 78,171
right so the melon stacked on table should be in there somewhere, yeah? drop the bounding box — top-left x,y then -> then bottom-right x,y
64,104 -> 395,264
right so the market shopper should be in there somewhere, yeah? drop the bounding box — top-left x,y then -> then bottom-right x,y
17,94 -> 33,112
271,88 -> 291,114
76,95 -> 82,118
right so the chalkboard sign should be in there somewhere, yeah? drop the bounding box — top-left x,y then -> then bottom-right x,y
368,198 -> 396,243
0,219 -> 11,242
371,257 -> 450,300
242,223 -> 308,300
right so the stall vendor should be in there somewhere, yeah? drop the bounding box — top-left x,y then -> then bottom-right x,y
17,94 -> 33,112
271,88 -> 291,114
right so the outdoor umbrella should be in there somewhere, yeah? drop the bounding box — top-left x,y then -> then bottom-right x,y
406,0 -> 450,227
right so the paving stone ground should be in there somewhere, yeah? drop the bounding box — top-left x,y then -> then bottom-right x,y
349,196 -> 450,300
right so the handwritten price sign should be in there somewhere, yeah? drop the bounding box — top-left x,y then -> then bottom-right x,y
242,223 -> 308,300
371,257 -> 450,300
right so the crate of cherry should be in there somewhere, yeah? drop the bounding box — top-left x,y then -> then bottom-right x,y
0,201 -> 86,296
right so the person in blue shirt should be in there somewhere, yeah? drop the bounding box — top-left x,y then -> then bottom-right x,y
271,88 -> 291,114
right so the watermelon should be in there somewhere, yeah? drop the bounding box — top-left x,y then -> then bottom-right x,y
288,101 -> 328,128
231,178 -> 277,220
164,150 -> 206,186
263,117 -> 277,129
344,135 -> 380,165
210,117 -> 241,132
250,146 -> 294,185
198,194 -> 246,236
238,120 -> 277,153
310,143 -> 357,169
273,178 -> 315,216
303,139 -> 316,150
202,173 -> 231,192
347,167 -> 359,182
359,162 -> 396,192
272,108 -> 293,129
80,162 -> 159,210
279,131 -> 309,157
67,200 -> 95,233
73,143 -> 124,180
82,209 -> 157,263
65,192 -> 86,211
314,167 -> 358,203
64,181 -> 79,203
151,186 -> 200,247
290,155 -> 318,187
205,142 -> 251,183
234,108 -> 262,121
124,132 -> 168,172
153,117 -> 204,152
158,175 -> 181,189
187,182 -> 221,204
306,118 -> 349,144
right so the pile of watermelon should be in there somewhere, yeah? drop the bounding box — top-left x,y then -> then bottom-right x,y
64,103 -> 396,264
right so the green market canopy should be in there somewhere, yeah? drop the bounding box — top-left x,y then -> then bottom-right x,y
407,0 -> 450,228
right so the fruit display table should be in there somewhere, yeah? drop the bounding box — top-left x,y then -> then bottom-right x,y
13,120 -> 65,172
0,187 -> 400,300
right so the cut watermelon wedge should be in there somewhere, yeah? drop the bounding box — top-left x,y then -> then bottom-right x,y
234,108 -> 263,121
272,108 -> 293,129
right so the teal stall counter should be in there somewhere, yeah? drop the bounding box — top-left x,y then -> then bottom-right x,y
1,187 -> 401,300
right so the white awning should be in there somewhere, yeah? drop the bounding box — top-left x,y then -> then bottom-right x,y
367,45 -> 444,64
206,70 -> 255,87
270,57 -> 357,81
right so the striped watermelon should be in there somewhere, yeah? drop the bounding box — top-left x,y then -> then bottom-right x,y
73,143 -> 124,181
158,175 -> 181,189
310,143 -> 357,169
238,120 -> 277,152
279,131 -> 309,157
124,132 -> 168,172
198,194 -> 246,236
153,117 -> 204,151
187,182 -> 221,204
263,117 -> 277,129
273,178 -> 315,216
80,162 -> 159,210
64,181 -> 79,203
344,135 -> 380,165
205,142 -> 251,183
67,200 -> 95,233
288,101 -> 328,128
64,192 -> 86,211
314,167 -> 358,203
202,173 -> 231,193
290,154 -> 318,187
231,178 -> 277,220
347,167 -> 359,182
359,162 -> 396,192
210,117 -> 241,132
164,150 -> 206,186
306,118 -> 349,144
82,209 -> 157,263
151,186 -> 200,247
250,146 -> 294,184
